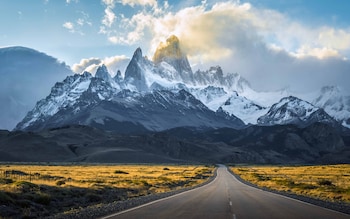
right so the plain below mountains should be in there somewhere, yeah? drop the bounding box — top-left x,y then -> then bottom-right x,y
1,123 -> 350,164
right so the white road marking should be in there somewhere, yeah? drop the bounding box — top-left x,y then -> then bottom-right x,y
229,201 -> 232,206
233,213 -> 237,219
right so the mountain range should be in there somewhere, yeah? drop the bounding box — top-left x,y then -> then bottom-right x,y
1,35 -> 350,164
15,35 -> 350,132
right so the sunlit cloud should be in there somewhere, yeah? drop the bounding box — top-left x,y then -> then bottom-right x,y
72,55 -> 130,76
93,1 -> 350,92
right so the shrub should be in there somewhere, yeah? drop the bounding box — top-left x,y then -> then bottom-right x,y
85,193 -> 102,202
14,181 -> 39,192
0,191 -> 14,204
33,192 -> 51,205
114,170 -> 129,174
318,179 -> 333,186
4,170 -> 28,176
0,178 -> 14,184
56,180 -> 66,186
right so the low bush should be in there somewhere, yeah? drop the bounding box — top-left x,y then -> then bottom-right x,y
0,178 -> 13,184
0,191 -> 14,204
56,180 -> 66,186
114,170 -> 129,174
85,193 -> 102,202
318,179 -> 333,186
33,192 -> 51,205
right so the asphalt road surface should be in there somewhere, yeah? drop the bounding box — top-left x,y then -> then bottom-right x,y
102,166 -> 349,219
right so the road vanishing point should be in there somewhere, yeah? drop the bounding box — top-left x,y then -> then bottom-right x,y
102,166 -> 349,219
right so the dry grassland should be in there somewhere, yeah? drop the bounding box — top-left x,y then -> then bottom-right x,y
231,165 -> 350,203
0,164 -> 213,218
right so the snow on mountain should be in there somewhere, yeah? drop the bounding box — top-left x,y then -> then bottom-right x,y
16,54 -> 245,132
220,92 -> 268,125
257,96 -> 337,127
14,36 -> 347,132
240,87 -> 292,108
0,46 -> 72,130
193,66 -> 253,93
189,86 -> 229,111
16,72 -> 93,130
95,64 -> 112,82
311,86 -> 350,128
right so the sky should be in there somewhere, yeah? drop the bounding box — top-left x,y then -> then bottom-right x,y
1,0 -> 350,93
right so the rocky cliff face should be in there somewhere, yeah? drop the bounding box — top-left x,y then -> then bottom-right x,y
153,35 -> 194,84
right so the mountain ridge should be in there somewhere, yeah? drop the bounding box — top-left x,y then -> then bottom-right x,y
14,35 -> 350,132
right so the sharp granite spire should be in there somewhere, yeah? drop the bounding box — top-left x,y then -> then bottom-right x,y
153,35 -> 194,84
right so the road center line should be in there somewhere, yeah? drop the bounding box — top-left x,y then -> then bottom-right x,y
229,201 -> 232,206
233,213 -> 237,219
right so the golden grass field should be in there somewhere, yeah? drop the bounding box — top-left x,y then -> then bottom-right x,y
0,164 -> 214,218
231,165 -> 350,203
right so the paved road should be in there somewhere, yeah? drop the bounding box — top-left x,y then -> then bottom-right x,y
102,166 -> 349,219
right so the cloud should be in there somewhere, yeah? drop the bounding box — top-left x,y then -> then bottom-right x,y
72,55 -> 130,76
99,0 -> 163,45
120,0 -> 157,7
102,7 -> 116,27
63,22 -> 74,32
72,58 -> 102,73
97,1 -> 350,93
66,0 -> 79,3
318,28 -> 350,50
62,11 -> 92,35
294,46 -> 340,59
102,0 -> 116,8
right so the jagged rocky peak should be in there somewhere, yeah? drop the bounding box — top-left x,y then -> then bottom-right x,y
153,35 -> 194,83
125,47 -> 144,81
114,70 -> 123,82
133,47 -> 143,62
153,35 -> 183,63
124,47 -> 149,91
95,64 -> 111,81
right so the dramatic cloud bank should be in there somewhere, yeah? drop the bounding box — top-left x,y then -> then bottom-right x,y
95,0 -> 350,93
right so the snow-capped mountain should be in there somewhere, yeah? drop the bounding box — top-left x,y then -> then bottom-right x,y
15,35 -> 348,132
193,66 -> 252,92
16,46 -> 245,131
257,96 -> 337,127
190,86 -> 229,111
0,46 -> 72,130
312,86 -> 350,129
220,92 -> 268,125
16,72 -> 93,130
